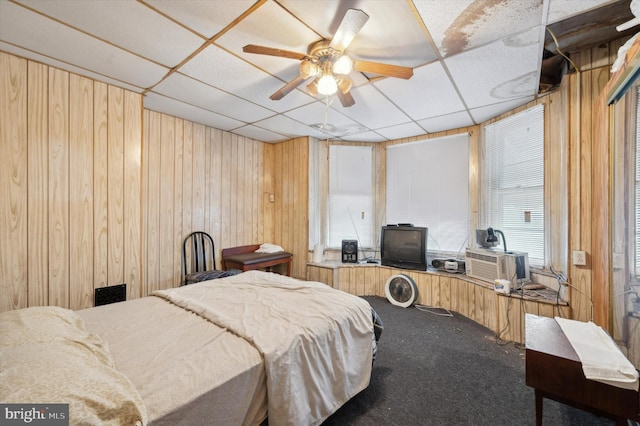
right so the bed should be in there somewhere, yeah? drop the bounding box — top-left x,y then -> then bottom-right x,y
0,271 -> 378,426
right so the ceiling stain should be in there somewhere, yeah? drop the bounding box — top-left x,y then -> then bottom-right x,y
441,0 -> 542,57
490,71 -> 537,99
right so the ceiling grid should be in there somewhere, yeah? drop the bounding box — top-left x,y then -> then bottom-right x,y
0,0 -> 632,142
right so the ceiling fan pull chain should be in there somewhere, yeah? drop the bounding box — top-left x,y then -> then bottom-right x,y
322,95 -> 331,132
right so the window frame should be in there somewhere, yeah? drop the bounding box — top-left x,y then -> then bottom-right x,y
472,101 -> 568,272
385,133 -> 470,257
326,144 -> 376,251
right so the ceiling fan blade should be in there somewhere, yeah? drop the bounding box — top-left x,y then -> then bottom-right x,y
353,60 -> 414,80
330,9 -> 369,52
243,44 -> 307,61
270,75 -> 308,100
336,90 -> 355,108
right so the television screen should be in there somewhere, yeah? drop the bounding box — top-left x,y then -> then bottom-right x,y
380,226 -> 428,270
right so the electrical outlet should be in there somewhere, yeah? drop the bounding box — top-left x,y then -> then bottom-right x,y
572,250 -> 586,266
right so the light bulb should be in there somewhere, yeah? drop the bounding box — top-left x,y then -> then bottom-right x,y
333,55 -> 353,75
317,74 -> 338,95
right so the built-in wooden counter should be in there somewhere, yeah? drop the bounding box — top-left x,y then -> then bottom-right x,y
307,262 -> 569,344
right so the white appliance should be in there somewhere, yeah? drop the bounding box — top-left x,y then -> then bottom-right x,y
465,248 -> 530,286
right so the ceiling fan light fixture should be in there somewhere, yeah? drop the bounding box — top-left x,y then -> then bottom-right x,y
333,55 -> 353,75
306,79 -> 318,96
317,74 -> 338,95
300,60 -> 319,79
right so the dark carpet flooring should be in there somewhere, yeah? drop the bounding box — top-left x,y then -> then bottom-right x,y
322,296 -> 617,426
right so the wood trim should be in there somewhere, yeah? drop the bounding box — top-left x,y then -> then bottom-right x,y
308,263 -> 570,344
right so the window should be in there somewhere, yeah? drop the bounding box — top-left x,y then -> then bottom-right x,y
386,134 -> 469,254
327,145 -> 374,249
483,104 -> 545,266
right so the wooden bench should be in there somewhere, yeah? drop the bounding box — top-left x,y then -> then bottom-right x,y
221,244 -> 292,276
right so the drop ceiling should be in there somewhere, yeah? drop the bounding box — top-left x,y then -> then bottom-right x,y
0,0 -> 633,143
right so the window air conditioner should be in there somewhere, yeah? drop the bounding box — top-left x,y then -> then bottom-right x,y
465,248 -> 530,286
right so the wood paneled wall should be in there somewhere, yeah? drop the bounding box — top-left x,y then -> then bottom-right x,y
0,37 -> 629,337
0,51 -> 273,312
142,110 -> 270,292
0,52 -> 142,311
568,39 -> 628,326
268,137 -> 309,278
308,264 -> 569,344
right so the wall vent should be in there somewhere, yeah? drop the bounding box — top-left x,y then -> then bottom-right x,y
94,283 -> 126,306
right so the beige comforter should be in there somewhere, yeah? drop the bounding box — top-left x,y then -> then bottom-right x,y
79,296 -> 267,426
153,270 -> 374,426
0,306 -> 148,425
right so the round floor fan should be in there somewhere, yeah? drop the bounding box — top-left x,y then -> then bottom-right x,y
384,274 -> 418,308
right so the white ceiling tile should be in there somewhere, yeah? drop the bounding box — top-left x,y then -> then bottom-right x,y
215,1 -> 320,81
180,45 -> 316,112
0,42 -> 144,93
0,1 -> 168,88
375,61 -> 465,120
339,131 -> 387,143
469,96 -> 535,123
445,26 -> 541,109
284,102 -> 373,139
415,0 -> 543,57
284,101 -> 357,128
417,111 -> 475,133
546,0 -> 616,24
144,92 -> 245,131
278,0 -> 437,67
252,114 -> 322,139
153,73 -> 274,123
232,125 -> 290,143
375,122 -> 427,140
337,85 -> 411,129
144,0 -> 256,39
15,0 -> 204,67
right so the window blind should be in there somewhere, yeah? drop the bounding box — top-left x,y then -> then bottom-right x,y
484,104 -> 545,266
328,145 -> 374,249
386,134 -> 469,253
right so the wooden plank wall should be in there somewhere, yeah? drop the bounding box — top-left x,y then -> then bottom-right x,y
0,51 -> 272,312
0,52 -> 142,312
269,137 -> 309,278
142,110 -> 270,293
313,264 -> 569,344
568,39 -> 628,325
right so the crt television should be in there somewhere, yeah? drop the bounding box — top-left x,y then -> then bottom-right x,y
380,225 -> 428,271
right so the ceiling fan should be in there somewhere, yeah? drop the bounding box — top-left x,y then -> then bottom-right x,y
243,8 -> 414,107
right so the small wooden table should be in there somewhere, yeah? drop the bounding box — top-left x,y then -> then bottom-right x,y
222,244 -> 292,276
525,314 -> 639,426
